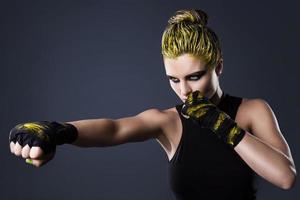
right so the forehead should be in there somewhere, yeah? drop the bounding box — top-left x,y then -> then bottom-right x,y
163,54 -> 207,77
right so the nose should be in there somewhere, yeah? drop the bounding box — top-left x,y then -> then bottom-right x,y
180,81 -> 192,98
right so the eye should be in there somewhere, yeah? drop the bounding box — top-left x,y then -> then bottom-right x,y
189,75 -> 200,81
169,75 -> 201,83
169,77 -> 179,83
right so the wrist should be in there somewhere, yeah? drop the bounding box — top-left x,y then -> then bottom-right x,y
225,123 -> 246,148
51,121 -> 78,145
199,109 -> 246,148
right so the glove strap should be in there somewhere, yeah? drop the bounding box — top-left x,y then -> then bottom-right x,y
49,121 -> 78,145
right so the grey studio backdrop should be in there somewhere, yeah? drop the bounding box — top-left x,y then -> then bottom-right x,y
0,0 -> 299,200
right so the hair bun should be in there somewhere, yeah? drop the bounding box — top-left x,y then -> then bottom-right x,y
168,9 -> 208,26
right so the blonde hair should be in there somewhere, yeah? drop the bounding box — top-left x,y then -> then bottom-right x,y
161,9 -> 222,69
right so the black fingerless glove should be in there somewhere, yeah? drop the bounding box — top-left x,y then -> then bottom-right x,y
181,90 -> 245,148
9,121 -> 78,154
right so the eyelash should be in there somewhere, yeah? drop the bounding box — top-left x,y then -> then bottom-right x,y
169,75 -> 201,83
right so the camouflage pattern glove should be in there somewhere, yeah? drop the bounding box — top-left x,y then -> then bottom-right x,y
181,90 -> 245,148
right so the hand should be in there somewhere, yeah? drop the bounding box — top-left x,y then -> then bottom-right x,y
10,142 -> 55,167
181,90 -> 245,148
9,121 -> 78,166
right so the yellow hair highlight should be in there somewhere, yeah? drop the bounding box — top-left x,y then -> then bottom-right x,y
161,9 -> 222,69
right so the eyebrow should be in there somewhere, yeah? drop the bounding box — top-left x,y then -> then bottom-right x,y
166,70 -> 206,78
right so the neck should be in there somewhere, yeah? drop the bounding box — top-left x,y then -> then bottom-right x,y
209,87 -> 223,106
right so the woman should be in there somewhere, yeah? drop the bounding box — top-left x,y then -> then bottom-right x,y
9,9 -> 296,199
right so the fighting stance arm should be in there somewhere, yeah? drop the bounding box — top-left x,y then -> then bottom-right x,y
182,90 -> 296,190
234,99 -> 297,190
68,108 -> 165,147
9,108 -> 166,167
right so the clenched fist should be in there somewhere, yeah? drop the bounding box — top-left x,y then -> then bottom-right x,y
181,90 -> 246,148
9,121 -> 78,167
10,142 -> 55,167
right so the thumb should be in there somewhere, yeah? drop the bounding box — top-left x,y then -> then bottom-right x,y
26,152 -> 55,167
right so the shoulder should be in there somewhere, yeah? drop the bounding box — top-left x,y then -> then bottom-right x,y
239,97 -> 274,124
234,96 -> 274,133
140,106 -> 181,153
136,106 -> 179,136
238,97 -> 286,144
237,96 -> 292,158
112,107 -> 178,145
238,96 -> 269,111
140,106 -> 179,121
242,97 -> 278,130
136,107 -> 177,124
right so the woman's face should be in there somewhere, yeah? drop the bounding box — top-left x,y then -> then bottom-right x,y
163,53 -> 222,102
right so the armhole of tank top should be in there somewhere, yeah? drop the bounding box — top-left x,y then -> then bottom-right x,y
231,96 -> 254,138
168,104 -> 185,164
230,95 -> 243,120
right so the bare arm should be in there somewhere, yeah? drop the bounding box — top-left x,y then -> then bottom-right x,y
67,119 -> 117,147
234,99 -> 297,189
10,108 -> 167,167
67,108 -> 166,147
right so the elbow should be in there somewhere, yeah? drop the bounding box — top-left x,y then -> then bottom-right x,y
281,177 -> 296,190
280,168 -> 297,190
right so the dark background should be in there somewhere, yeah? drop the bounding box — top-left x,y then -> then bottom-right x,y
1,0 -> 299,199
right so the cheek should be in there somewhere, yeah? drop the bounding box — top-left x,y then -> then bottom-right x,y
169,82 -> 178,92
196,76 -> 215,93
169,82 -> 183,97
204,75 -> 219,95
194,76 -> 210,87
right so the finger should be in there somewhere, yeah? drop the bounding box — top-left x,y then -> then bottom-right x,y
26,153 -> 54,167
21,144 -> 31,159
26,158 -> 43,167
10,142 -> 15,153
29,146 -> 45,159
14,142 -> 23,156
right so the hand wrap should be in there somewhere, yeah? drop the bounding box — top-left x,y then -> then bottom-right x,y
9,121 -> 78,154
181,90 -> 245,148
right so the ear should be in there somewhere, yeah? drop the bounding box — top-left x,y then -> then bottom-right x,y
215,59 -> 223,77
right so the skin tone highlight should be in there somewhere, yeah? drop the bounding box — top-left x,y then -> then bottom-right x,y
164,53 -> 224,105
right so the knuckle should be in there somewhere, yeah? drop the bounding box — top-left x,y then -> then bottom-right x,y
21,150 -> 29,159
14,150 -> 21,156
21,153 -> 27,159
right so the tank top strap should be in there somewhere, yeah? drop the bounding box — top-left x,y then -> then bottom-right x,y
217,92 -> 243,120
175,104 -> 184,117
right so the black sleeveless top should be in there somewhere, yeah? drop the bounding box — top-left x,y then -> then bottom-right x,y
168,92 -> 257,200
